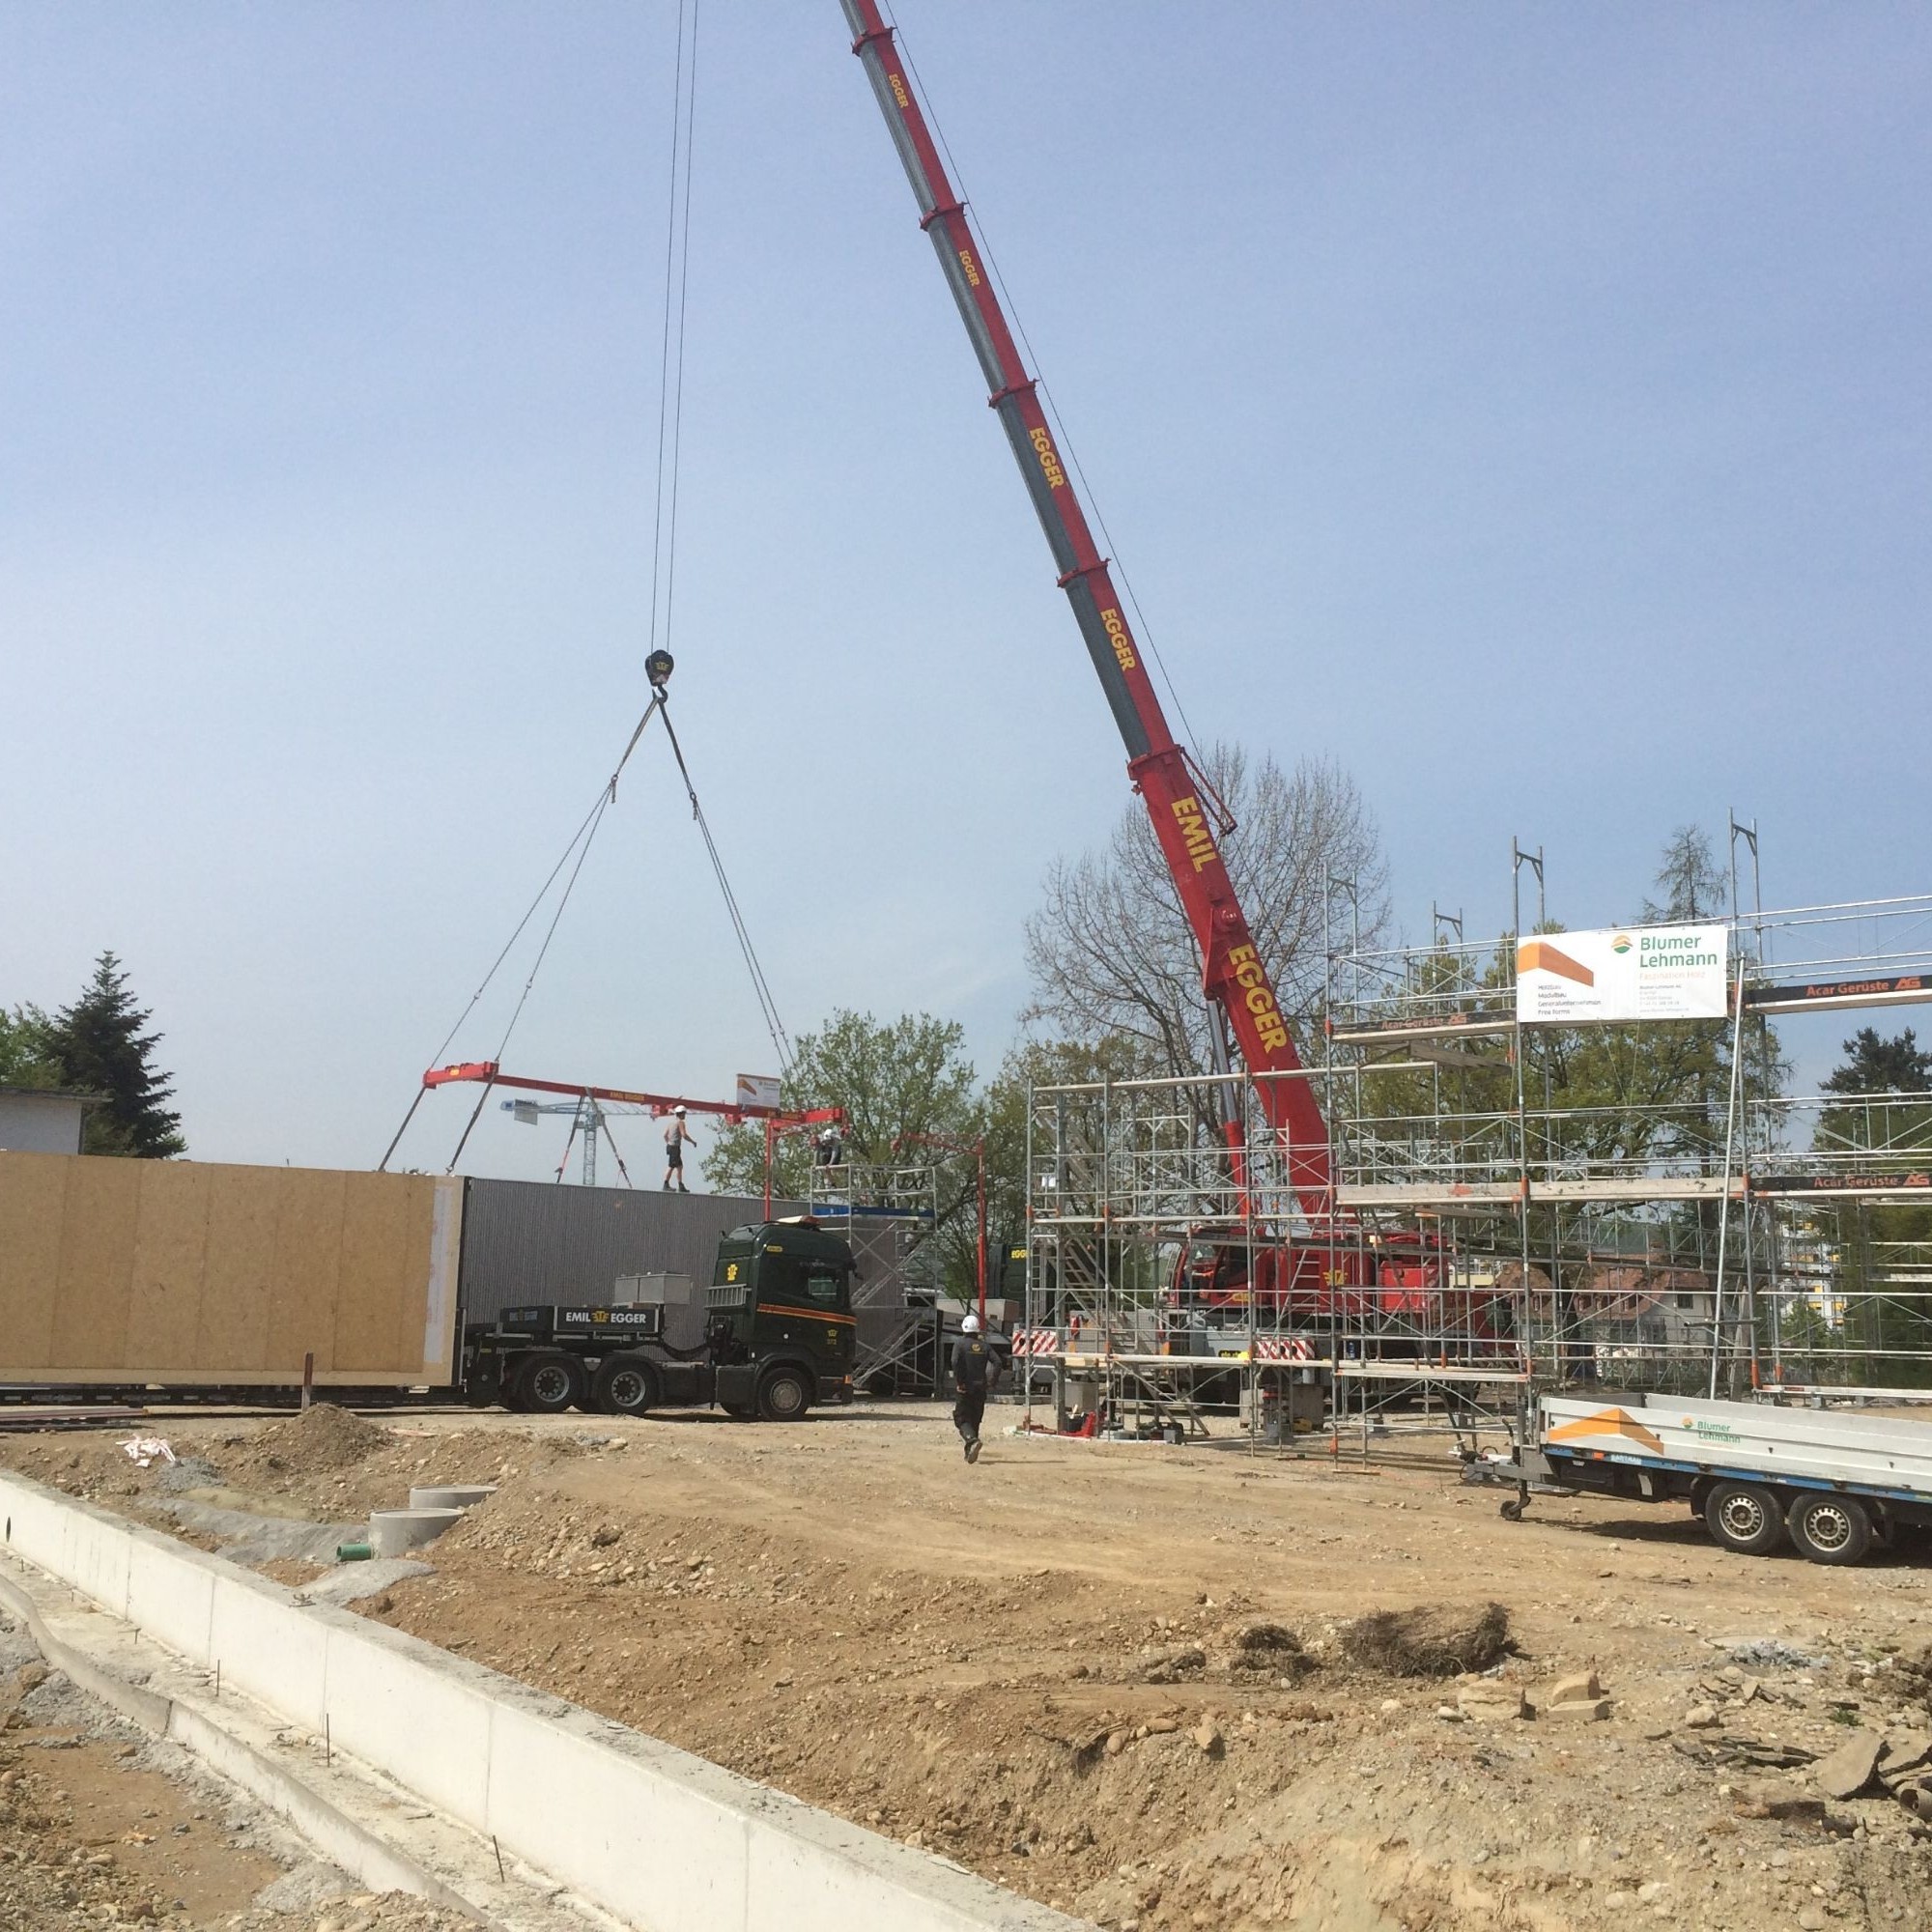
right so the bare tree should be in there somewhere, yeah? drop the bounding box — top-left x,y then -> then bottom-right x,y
1024,745 -> 1389,1083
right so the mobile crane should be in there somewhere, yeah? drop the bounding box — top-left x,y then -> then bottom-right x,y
840,9 -> 1521,1373
841,2 -> 1334,1214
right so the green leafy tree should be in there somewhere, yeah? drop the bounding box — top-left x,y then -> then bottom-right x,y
1812,1028 -> 1932,1381
702,1009 -> 978,1201
44,953 -> 185,1157
0,1005 -> 62,1089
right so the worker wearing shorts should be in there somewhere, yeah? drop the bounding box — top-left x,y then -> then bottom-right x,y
950,1313 -> 993,1463
662,1106 -> 696,1192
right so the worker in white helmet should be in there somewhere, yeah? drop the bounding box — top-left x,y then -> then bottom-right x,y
950,1311 -> 994,1463
662,1105 -> 697,1192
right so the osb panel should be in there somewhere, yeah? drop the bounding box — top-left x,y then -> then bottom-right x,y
0,1153 -> 71,1372
334,1171 -> 418,1373
0,1154 -> 457,1385
124,1160 -> 213,1368
197,1165 -> 285,1372
266,1166 -> 349,1373
48,1157 -> 142,1370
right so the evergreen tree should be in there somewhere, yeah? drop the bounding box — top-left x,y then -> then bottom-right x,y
1642,825 -> 1729,923
46,953 -> 185,1157
1822,1027 -> 1932,1096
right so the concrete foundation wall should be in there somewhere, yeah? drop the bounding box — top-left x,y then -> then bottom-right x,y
0,1467 -> 1083,1932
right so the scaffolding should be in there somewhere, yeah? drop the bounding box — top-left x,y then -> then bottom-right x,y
1020,860 -> 1932,1442
808,1158 -> 946,1393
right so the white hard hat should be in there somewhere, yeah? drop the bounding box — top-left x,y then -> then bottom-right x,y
961,1313 -> 981,1334
673,1105 -> 687,1116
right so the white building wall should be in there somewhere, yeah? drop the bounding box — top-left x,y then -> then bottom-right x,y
0,1092 -> 84,1154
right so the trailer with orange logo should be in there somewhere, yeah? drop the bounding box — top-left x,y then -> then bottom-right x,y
1474,1391 -> 1932,1566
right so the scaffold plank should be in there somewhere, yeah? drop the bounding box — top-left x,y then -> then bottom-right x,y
1334,1361 -> 1529,1381
1751,1172 -> 1932,1199
1327,1011 -> 1515,1046
1336,1176 -> 1740,1207
1747,973 -> 1931,1015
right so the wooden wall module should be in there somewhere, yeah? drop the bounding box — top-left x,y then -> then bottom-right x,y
0,1152 -> 462,1387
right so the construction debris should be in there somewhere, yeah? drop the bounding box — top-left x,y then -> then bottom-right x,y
1341,1602 -> 1512,1678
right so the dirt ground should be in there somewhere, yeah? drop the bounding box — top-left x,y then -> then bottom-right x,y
0,1596 -> 474,1932
6,1398 -> 1932,1932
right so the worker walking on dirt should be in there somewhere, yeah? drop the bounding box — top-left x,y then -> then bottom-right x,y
951,1312 -> 995,1463
662,1106 -> 697,1192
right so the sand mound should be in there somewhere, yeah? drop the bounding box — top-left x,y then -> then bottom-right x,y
1341,1602 -> 1512,1678
243,1403 -> 393,1474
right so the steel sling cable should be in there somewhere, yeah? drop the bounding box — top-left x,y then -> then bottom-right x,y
656,698 -> 792,1074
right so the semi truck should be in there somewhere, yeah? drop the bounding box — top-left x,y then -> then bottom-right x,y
462,1216 -> 857,1421
1474,1389 -> 1932,1565
0,1144 -> 857,1424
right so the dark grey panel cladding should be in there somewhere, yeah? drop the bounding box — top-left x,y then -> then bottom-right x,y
458,1180 -> 805,1350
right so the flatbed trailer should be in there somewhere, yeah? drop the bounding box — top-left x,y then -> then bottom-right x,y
1474,1390 -> 1932,1565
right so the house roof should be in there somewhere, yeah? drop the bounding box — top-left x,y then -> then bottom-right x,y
0,1086 -> 102,1105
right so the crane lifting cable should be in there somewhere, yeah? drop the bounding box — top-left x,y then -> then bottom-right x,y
656,697 -> 792,1073
377,0 -> 791,1172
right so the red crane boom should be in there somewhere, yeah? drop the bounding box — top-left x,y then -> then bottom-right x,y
840,2 -> 1332,1209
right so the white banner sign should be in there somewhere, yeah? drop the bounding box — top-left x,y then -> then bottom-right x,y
734,1073 -> 781,1111
1516,923 -> 1730,1025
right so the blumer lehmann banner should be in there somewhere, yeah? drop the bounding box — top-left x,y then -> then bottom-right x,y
1516,923 -> 1731,1024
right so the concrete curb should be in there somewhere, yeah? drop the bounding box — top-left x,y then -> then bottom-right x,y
0,1469 -> 1092,1932
0,1556 -> 494,1921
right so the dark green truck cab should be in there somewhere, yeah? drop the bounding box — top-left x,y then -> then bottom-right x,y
461,1218 -> 857,1421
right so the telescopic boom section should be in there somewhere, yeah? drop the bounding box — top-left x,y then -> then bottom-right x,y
841,1 -> 1332,1207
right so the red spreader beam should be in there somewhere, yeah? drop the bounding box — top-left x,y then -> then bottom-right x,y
422,1062 -> 838,1131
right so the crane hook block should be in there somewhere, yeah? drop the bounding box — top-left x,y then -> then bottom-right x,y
646,650 -> 675,690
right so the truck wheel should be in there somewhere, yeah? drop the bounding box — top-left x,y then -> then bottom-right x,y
591,1355 -> 660,1418
1786,1492 -> 1871,1566
1704,1480 -> 1786,1556
755,1366 -> 811,1423
514,1352 -> 586,1416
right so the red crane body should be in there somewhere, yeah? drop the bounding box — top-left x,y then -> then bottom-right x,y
841,3 -> 1333,1211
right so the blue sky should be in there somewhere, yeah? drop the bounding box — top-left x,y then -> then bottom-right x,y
4,3 -> 1927,1178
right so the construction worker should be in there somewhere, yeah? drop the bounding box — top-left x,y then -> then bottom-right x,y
662,1106 -> 697,1192
950,1312 -> 995,1463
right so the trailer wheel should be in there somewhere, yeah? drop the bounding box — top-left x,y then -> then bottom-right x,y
1786,1492 -> 1871,1566
514,1352 -> 586,1416
591,1355 -> 660,1418
1703,1480 -> 1786,1556
755,1366 -> 811,1423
